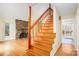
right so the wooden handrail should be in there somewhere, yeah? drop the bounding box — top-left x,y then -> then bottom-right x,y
31,8 -> 52,29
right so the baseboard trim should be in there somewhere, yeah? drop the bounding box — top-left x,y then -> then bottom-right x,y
50,41 -> 61,56
53,43 -> 61,56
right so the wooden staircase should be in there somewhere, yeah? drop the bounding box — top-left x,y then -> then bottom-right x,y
26,4 -> 56,56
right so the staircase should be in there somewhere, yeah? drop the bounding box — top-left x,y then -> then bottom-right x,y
26,5 -> 56,56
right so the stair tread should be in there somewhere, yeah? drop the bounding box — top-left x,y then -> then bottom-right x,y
43,24 -> 53,26
34,39 -> 53,45
32,44 -> 52,52
34,37 -> 54,41
45,22 -> 53,24
38,32 -> 55,34
35,36 -> 55,41
26,50 -> 38,56
41,29 -> 53,31
41,28 -> 53,30
34,41 -> 52,48
37,33 -> 54,36
38,32 -> 55,35
41,27 -> 53,29
39,31 -> 53,33
42,25 -> 53,27
27,46 -> 49,56
45,23 -> 53,25
37,35 -> 55,39
44,24 -> 53,26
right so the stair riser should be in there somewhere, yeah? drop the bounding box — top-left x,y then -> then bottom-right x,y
46,21 -> 53,24
45,22 -> 53,24
37,33 -> 54,36
41,27 -> 53,30
40,30 -> 53,32
46,20 -> 53,21
42,27 -> 53,29
43,25 -> 53,27
28,47 -> 49,56
34,40 -> 54,45
34,42 -> 52,48
46,22 -> 53,24
36,37 -> 55,40
41,26 -> 53,28
39,32 -> 55,34
41,28 -> 53,30
32,45 -> 52,52
43,24 -> 53,26
27,50 -> 47,56
37,34 -> 54,37
46,20 -> 53,22
44,23 -> 53,25
34,37 -> 54,41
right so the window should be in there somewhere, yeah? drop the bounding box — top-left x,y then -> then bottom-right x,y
5,23 -> 9,36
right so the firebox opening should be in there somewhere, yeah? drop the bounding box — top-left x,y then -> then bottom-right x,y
19,30 -> 27,38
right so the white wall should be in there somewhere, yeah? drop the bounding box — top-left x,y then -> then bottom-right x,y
50,5 -> 62,55
4,19 -> 16,40
31,3 -> 49,25
32,4 -> 48,20
0,18 -> 16,40
0,19 -> 5,40
76,4 -> 79,55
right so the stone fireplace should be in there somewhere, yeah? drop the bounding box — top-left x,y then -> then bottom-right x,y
16,19 -> 28,39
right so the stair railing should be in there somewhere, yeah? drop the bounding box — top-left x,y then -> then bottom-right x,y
28,4 -> 53,49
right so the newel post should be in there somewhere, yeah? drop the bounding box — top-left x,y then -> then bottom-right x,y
49,3 -> 51,14
28,6 -> 31,49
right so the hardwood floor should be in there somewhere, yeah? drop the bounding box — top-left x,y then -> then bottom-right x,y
0,39 -> 53,56
0,39 -> 28,56
54,44 -> 77,56
0,39 -> 77,56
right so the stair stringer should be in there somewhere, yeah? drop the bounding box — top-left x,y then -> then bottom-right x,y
50,38 -> 61,56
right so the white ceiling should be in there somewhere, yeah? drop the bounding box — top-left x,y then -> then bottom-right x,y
0,3 -> 49,21
53,3 -> 77,16
0,3 -> 78,20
